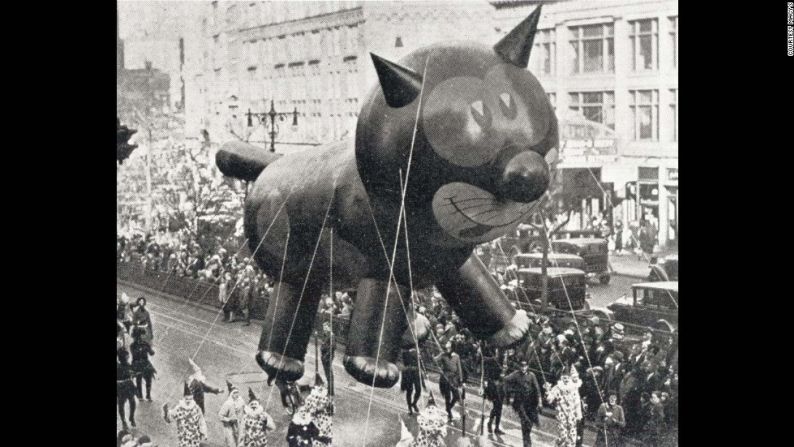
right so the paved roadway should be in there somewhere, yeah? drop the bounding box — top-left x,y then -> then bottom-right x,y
585,274 -> 636,310
117,281 -> 616,447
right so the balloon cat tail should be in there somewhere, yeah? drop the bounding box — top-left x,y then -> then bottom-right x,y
215,140 -> 283,182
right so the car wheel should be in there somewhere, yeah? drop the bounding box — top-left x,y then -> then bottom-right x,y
599,274 -> 611,285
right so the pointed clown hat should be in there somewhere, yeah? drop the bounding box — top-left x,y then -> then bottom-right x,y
183,382 -> 191,397
227,380 -> 238,394
248,387 -> 258,403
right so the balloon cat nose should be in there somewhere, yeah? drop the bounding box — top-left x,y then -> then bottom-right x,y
498,151 -> 550,203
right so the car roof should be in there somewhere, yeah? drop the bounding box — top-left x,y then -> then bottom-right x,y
632,281 -> 678,292
514,253 -> 583,260
518,267 -> 585,276
552,238 -> 606,245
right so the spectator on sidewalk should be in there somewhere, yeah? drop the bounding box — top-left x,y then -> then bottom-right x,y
595,392 -> 625,447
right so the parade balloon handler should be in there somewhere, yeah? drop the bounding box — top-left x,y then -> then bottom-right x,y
504,360 -> 542,447
481,347 -> 506,435
117,350 -> 138,430
241,388 -> 276,447
215,6 -> 556,390
318,322 -> 335,396
162,383 -> 208,447
130,326 -> 156,401
187,358 -> 224,414
132,296 -> 154,344
434,341 -> 465,423
401,346 -> 422,416
218,381 -> 246,447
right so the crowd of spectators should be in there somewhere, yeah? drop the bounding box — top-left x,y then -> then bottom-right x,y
118,229 -> 677,445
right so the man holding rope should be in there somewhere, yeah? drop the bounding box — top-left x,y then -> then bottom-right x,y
504,360 -> 542,447
434,340 -> 464,423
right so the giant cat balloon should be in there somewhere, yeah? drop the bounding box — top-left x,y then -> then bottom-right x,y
216,8 -> 558,388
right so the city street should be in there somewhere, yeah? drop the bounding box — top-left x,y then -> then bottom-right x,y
586,273 -> 636,309
117,280 -> 609,447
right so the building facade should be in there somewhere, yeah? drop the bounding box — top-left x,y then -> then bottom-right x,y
180,0 -> 678,248
496,0 -> 678,248
185,0 -> 497,153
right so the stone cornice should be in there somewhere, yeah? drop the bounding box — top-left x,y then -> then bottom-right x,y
236,7 -> 364,42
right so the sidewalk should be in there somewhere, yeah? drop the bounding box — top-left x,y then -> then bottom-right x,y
608,248 -> 677,279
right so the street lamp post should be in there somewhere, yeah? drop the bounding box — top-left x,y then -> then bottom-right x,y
246,100 -> 299,153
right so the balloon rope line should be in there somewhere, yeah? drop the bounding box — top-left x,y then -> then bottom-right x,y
154,236 -> 249,345
190,195 -> 293,361
362,55 -> 430,447
493,243 -> 548,381
270,180 -> 336,397
170,232 -> 250,316
263,230 -> 292,409
160,194 -> 292,407
399,170 -> 428,385
364,200 -> 419,348
544,218 -> 608,442
133,187 -> 230,311
365,190 -> 455,388
329,227 -> 335,399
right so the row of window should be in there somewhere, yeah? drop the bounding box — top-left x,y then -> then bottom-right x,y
531,17 -> 678,76
549,89 -> 677,142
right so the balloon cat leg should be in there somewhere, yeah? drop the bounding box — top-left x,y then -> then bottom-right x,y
435,255 -> 530,347
344,278 -> 410,388
256,280 -> 324,382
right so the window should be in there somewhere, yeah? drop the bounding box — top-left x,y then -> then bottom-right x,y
669,89 -> 677,142
630,90 -> 659,141
638,167 -> 659,181
569,23 -> 614,74
669,16 -> 678,68
532,29 -> 555,75
629,19 -> 658,71
568,91 -> 615,129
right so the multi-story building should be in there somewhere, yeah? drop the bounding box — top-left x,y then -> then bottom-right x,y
496,0 -> 677,248
183,0 -> 677,248
185,0 -> 497,151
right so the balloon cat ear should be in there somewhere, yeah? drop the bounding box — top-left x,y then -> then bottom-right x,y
370,53 -> 423,108
494,5 -> 542,68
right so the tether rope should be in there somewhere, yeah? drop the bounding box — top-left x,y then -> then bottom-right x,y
158,193 -> 293,406
543,216 -> 609,447
362,54 -> 430,447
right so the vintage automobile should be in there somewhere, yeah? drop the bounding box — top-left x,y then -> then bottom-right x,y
551,229 -> 606,240
648,254 -> 678,281
550,237 -> 611,284
513,252 -> 586,270
514,267 -> 589,311
607,281 -> 678,333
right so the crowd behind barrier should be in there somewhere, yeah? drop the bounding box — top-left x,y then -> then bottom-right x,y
118,231 -> 678,445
